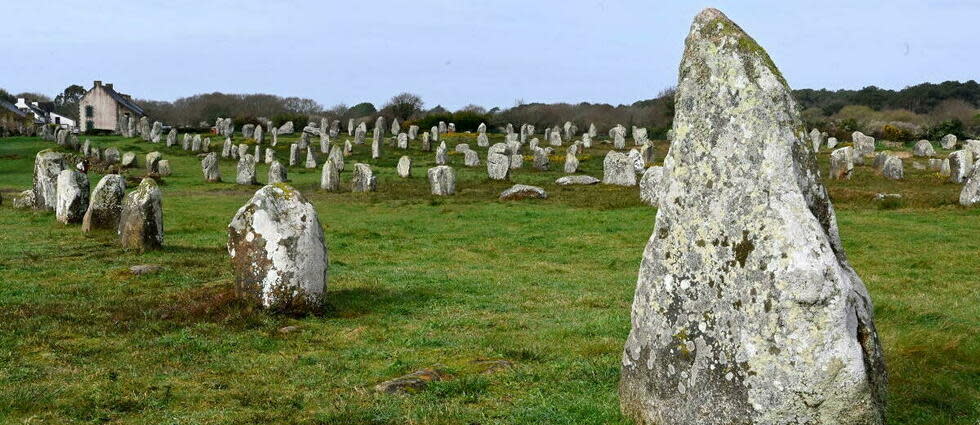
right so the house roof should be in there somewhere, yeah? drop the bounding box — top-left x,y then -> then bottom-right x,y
0,99 -> 28,118
104,86 -> 145,116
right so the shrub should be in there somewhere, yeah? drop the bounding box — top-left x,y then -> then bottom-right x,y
271,112 -> 309,129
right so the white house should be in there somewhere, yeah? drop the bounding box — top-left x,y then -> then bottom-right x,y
15,98 -> 76,129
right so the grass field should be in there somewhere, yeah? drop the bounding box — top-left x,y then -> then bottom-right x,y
0,132 -> 977,424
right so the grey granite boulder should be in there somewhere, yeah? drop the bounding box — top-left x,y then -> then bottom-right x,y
55,169 -> 89,224
463,150 -> 480,167
32,150 -> 66,210
268,160 -> 288,184
532,147 -> 550,170
830,146 -> 854,179
321,159 -> 341,191
157,160 -> 172,177
236,154 -> 258,185
121,152 -> 137,168
960,162 -> 980,206
351,163 -> 377,192
499,184 -> 547,200
619,9 -> 885,425
202,152 -> 222,182
396,156 -> 412,178
227,184 -> 327,311
882,156 -> 904,180
602,151 -> 636,186
555,175 -> 600,185
638,166 -> 664,207
913,140 -> 936,157
427,165 -> 456,195
146,151 -> 162,173
487,148 -> 510,180
948,150 -> 974,183
82,174 -> 126,232
941,133 -> 957,149
118,178 -> 163,252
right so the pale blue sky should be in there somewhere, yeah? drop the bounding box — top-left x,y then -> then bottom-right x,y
4,0 -> 978,110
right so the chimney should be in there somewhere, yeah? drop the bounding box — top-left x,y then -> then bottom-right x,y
94,80 -> 102,87
105,83 -> 113,90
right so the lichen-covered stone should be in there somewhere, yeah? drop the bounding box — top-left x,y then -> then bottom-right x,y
852,131 -> 875,164
960,162 -> 980,206
55,169 -> 89,224
620,9 -> 886,425
236,154 -> 258,185
882,156 -> 903,180
289,144 -> 299,166
166,129 -> 177,147
947,150 -> 974,183
32,150 -> 66,210
305,147 -> 317,169
602,151 -> 636,186
940,133 -> 957,149
397,156 -> 412,178
564,149 -> 579,173
499,184 -> 547,200
555,175 -> 600,185
146,151 -> 162,173
830,147 -> 854,180
82,174 -> 125,232
427,165 -> 456,196
202,152 -> 222,182
809,128 -> 823,152
227,184 -> 327,311
463,150 -> 480,167
487,148 -> 510,180
278,121 -> 294,135
118,178 -> 163,252
157,160 -> 172,177
628,148 -> 645,173
320,159 -> 341,191
532,147 -> 550,170
268,160 -> 288,184
13,190 -> 35,209
397,132 -> 409,149
121,151 -> 137,168
328,145 -> 345,172
827,137 -> 838,149
351,163 -> 377,192
638,166 -> 664,207
913,140 -> 936,157
435,146 -> 448,165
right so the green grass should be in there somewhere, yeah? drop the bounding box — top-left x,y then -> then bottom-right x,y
0,134 -> 977,424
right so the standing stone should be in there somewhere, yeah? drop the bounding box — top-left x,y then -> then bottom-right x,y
639,142 -> 656,165
602,151 -> 636,186
121,152 -> 137,168
531,147 -> 549,170
435,145 -> 448,165
588,123 -> 597,138
882,156 -> 904,180
421,132 -> 432,151
612,125 -> 626,149
348,118 -> 355,136
438,121 -> 447,134
477,132 -> 490,147
140,117 -> 151,141
305,147 -> 317,169
32,150 -> 66,210
827,137 -> 838,149
150,121 -> 163,143
852,131 -> 876,164
499,184 -> 547,200
564,148 -> 579,173
157,160 -> 172,177
463,150 -> 480,167
809,128 -> 823,152
397,132 -> 409,149
634,127 -> 649,145
236,154 -> 258,185
182,133 -> 192,150
948,150 -> 974,183
371,134 -> 383,159
271,128 -> 279,146
118,115 -> 129,136
146,152 -> 162,173
448,123 -> 456,133
509,150 -> 524,169
628,148 -> 645,173
913,140 -> 936,157
55,169 -> 89,224
427,166 -> 456,195
582,133 -> 593,149
487,144 -> 510,180
619,9 -> 885,425
328,145 -> 345,172
830,146 -> 854,179
104,148 -> 120,164
321,159 -> 341,191
960,163 -> 980,206
351,163 -> 377,192
192,135 -> 202,152
268,160 -> 288,184
118,178 -> 163,252
82,174 -> 126,233
639,166 -> 664,207
354,124 -> 367,145
330,120 -> 340,137
298,132 -> 310,151
941,134 -> 957,149
397,156 -> 412,178
278,121 -> 294,135
289,144 -> 299,166
227,184 -> 327,311
391,118 -> 400,136
549,128 -> 563,146
166,129 -> 177,147
243,124 -> 256,139
564,121 -> 576,141
344,140 -> 353,156
964,139 -> 980,157
237,143 -> 248,160
408,125 -> 419,140
222,138 -> 232,158
430,126 -> 439,142
254,125 -> 264,144
127,116 -> 136,138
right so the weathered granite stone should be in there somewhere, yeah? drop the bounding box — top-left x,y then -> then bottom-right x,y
602,151 -> 636,186
33,150 -> 66,210
882,156 -> 904,180
375,368 -> 446,394
351,163 -> 377,192
354,124 -> 366,145
157,160 -> 172,177
391,118 -> 400,136
639,142 -> 656,165
140,117 -> 151,141
265,148 -> 275,164
408,125 -> 419,140
438,121 -> 447,134
192,135 -> 202,152
448,123 -> 455,133
549,128 -> 563,146
509,152 -> 524,169
150,121 -> 163,143
271,127 -> 279,146
940,133 -> 957,149
237,143 -> 248,160
634,127 -> 649,145
289,144 -> 299,166
853,131 -> 875,164
268,160 -> 288,184
809,128 -> 823,152
421,132 -> 431,151
371,133 -> 383,159
960,162 -> 980,206
127,117 -> 136,138
872,152 -> 891,171
396,156 -> 412,178
254,125 -> 264,144
455,143 -> 470,153
913,139 -> 936,157
243,124 -> 256,139
430,126 -> 439,142
320,159 -> 341,191
397,132 -> 408,149
827,137 -> 838,149
305,147 -> 317,169
237,154 -> 258,185
619,9 -> 885,425
427,165 -> 455,195
227,184 -> 327,311
55,169 -> 89,224
278,121 -> 294,135
478,122 -> 487,134
948,150 -> 974,183
564,149 -> 579,173
199,152 -> 221,183
639,166 -> 664,207
82,174 -> 125,232
348,118 -> 355,136
556,175 -> 600,185
830,147 -> 854,179
13,190 -> 35,209
612,125 -> 627,149
118,178 -> 163,252
328,145 -> 345,172
104,148 -> 120,164
582,133 -> 593,149
628,148 -> 645,173
499,184 -> 547,200
964,140 -> 980,158
435,145 -> 448,165
487,147 -> 510,180
146,152 -> 162,173
343,140 -> 353,156
927,158 -> 944,171
588,123 -> 597,138
532,147 -> 550,170
463,150 -> 480,167
121,152 -> 137,168
166,129 -> 177,147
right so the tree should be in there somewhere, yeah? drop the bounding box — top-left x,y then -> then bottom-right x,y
347,102 -> 377,118
458,104 -> 487,114
54,84 -> 86,120
382,92 -> 424,121
0,88 -> 15,103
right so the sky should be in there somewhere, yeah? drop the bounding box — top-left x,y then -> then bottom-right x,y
4,0 -> 979,110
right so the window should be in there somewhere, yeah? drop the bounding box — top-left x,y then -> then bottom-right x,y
86,120 -> 94,130
85,105 -> 94,118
